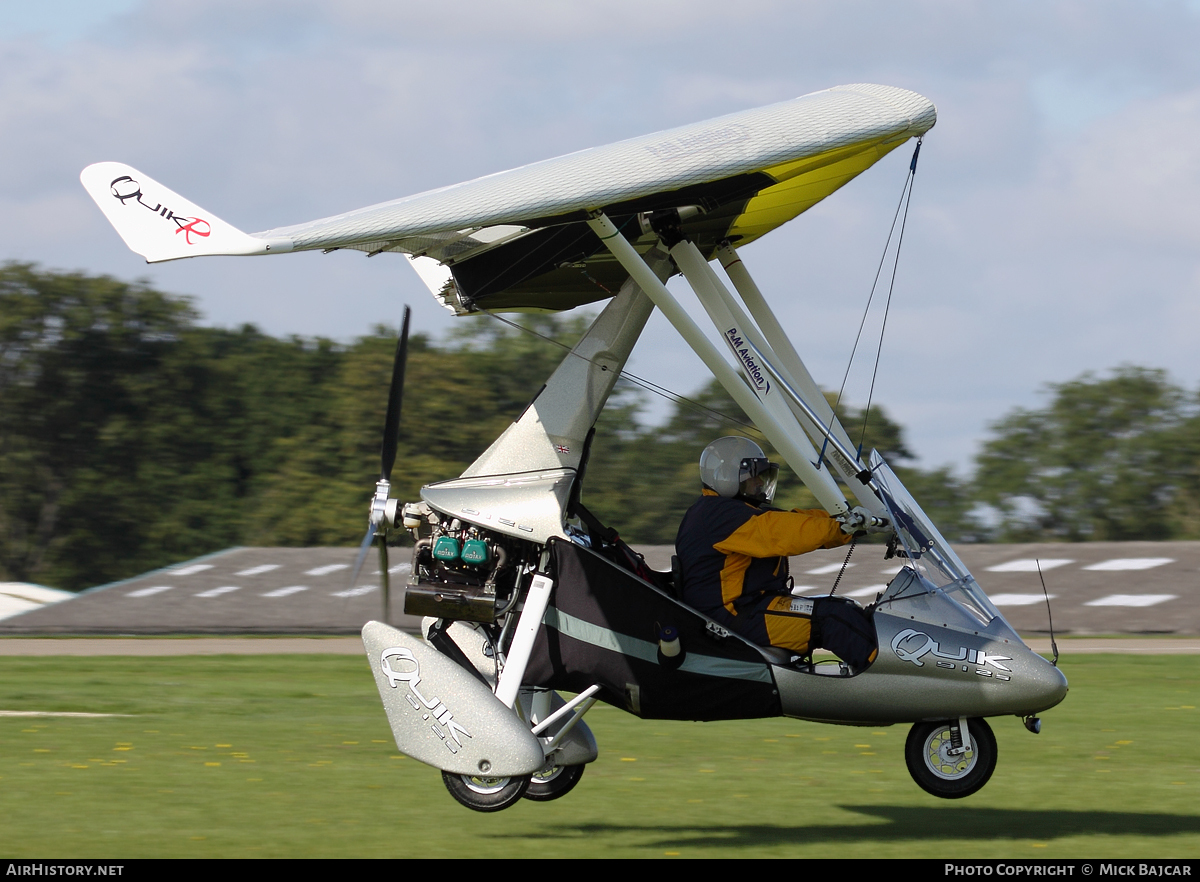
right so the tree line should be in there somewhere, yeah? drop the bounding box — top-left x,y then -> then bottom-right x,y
2,264 -> 1194,590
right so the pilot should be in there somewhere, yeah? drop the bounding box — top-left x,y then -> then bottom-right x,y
674,436 -> 882,671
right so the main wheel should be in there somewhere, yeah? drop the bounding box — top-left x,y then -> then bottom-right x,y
441,771 -> 530,812
523,761 -> 585,802
905,717 -> 997,799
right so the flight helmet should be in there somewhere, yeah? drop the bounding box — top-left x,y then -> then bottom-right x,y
700,436 -> 779,504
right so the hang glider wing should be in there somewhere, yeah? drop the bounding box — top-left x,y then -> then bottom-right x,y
82,83 -> 935,313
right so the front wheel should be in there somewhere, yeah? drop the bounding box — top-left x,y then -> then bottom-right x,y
905,717 -> 997,799
523,762 -> 585,802
441,771 -> 530,812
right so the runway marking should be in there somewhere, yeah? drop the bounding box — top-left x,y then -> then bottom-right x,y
1084,558 -> 1174,572
171,564 -> 214,576
845,584 -> 887,598
879,565 -> 907,575
126,586 -> 173,598
195,586 -> 240,598
989,593 -> 1056,606
236,565 -> 280,577
987,559 -> 1073,573
0,711 -> 129,717
374,563 -> 411,575
262,586 -> 307,598
805,562 -> 856,575
0,596 -> 40,618
306,564 -> 349,576
332,586 -> 376,597
1085,594 -> 1177,607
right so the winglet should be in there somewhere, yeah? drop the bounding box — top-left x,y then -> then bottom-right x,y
80,162 -> 293,263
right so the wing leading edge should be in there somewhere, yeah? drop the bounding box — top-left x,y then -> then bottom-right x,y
82,83 -> 935,313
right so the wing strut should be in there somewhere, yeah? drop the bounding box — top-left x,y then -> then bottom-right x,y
713,242 -> 887,518
586,212 -> 850,515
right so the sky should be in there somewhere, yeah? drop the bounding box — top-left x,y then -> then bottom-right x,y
3,0 -> 1200,473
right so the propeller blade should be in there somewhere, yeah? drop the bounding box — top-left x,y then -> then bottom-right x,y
379,539 -> 390,623
348,522 -> 377,588
380,306 -> 411,483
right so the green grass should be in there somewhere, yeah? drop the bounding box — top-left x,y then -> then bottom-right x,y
0,653 -> 1197,858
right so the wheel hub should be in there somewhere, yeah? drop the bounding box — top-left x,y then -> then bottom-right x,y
924,727 -> 976,780
461,775 -> 511,794
532,763 -> 564,784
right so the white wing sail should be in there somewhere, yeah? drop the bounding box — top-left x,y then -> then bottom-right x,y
255,84 -> 935,252
81,84 -> 935,308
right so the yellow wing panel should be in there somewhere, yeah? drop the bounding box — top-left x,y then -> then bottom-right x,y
727,136 -> 910,246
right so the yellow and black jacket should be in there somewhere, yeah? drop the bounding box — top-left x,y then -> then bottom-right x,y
674,490 -> 851,651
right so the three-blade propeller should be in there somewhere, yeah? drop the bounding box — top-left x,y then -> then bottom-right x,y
349,305 -> 411,620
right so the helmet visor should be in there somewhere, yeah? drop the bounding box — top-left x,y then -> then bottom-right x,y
739,457 -> 779,504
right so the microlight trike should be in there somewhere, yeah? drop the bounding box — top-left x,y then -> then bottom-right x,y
82,83 -> 1068,810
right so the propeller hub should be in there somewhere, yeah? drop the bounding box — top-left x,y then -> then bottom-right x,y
369,479 -> 393,531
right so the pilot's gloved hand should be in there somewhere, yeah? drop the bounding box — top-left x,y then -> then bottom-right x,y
836,506 -> 891,536
835,506 -> 866,535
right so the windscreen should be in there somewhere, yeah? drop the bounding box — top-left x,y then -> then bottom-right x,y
869,451 -> 1013,633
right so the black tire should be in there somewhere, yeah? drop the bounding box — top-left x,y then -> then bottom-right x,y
523,762 -> 585,802
905,717 -> 997,799
441,771 -> 530,812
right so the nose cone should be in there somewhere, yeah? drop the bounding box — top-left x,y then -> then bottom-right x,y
1024,652 -> 1069,712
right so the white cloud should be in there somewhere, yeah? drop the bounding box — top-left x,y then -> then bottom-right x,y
3,0 -> 1200,473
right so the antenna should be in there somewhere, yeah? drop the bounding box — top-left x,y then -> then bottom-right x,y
1035,558 -> 1059,667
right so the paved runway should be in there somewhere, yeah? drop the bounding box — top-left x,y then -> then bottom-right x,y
0,547 -> 421,635
787,540 -> 1200,636
1,637 -> 1197,655
0,540 -> 1196,636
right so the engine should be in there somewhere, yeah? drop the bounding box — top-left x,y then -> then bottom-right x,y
400,501 -> 538,624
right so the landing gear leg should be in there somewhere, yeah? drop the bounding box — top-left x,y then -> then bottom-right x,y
905,717 -> 997,799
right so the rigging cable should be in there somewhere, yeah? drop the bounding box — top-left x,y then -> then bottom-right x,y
477,140 -> 923,450
822,137 -> 922,467
477,308 -> 762,436
859,138 -> 921,457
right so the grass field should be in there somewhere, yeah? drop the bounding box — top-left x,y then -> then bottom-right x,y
0,651 -> 1197,858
